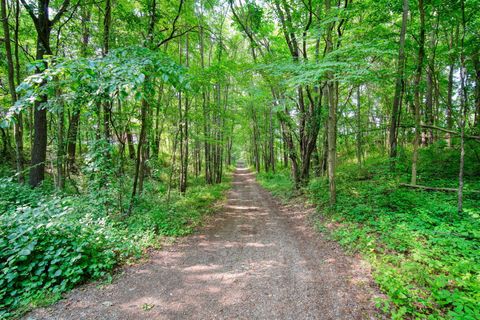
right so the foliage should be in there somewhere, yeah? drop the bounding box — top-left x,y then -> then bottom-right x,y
2,46 -> 187,127
258,150 -> 480,319
128,176 -> 230,237
256,168 -> 295,201
0,173 -> 229,319
1,0 -> 480,318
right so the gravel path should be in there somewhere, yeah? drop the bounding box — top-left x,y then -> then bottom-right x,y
26,167 -> 382,320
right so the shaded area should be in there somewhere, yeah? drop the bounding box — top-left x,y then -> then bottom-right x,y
26,166 -> 381,320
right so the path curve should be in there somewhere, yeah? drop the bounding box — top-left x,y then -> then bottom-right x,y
27,167 -> 381,320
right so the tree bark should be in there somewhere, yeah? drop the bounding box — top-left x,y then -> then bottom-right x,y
67,6 -> 90,171
389,0 -> 409,164
128,98 -> 148,214
23,0 -> 71,187
473,50 -> 480,131
356,85 -> 362,166
1,0 -> 24,182
325,0 -> 337,205
424,22 -> 438,145
56,97 -> 65,189
458,0 -> 466,213
411,0 -> 425,186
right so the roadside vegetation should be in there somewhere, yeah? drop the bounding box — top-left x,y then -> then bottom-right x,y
258,144 -> 480,319
0,165 -> 229,319
1,0 -> 479,318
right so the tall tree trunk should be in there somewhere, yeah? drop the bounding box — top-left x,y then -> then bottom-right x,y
67,6 -> 90,171
126,128 -> 135,159
446,62 -> 454,146
29,31 -> 50,188
269,105 -> 275,172
1,0 -> 24,182
325,0 -> 337,205
473,50 -> 480,131
128,98 -> 148,215
103,0 -> 111,56
326,81 -> 337,205
200,26 -> 212,184
179,35 -> 189,194
458,0 -> 467,213
251,106 -> 261,173
278,109 -> 300,186
389,0 -> 409,164
356,85 -> 362,166
411,0 -> 425,186
102,0 -> 112,141
424,23 -> 438,145
56,98 -> 65,189
23,0 -> 71,187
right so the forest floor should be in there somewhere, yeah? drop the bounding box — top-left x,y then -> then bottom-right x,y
25,167 -> 383,320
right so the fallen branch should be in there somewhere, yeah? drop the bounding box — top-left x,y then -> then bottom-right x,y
400,183 -> 480,194
420,124 -> 480,141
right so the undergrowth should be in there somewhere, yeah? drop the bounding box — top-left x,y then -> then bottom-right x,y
257,145 -> 480,319
0,168 -> 230,319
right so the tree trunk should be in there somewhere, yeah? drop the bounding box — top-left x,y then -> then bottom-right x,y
411,0 -> 425,186
24,0 -> 70,187
181,35 -> 189,193
325,0 -> 337,205
1,0 -> 24,182
326,81 -> 337,204
356,85 -> 362,166
56,99 -> 65,189
389,0 -> 409,164
458,0 -> 466,213
67,7 -> 90,171
473,51 -> 480,131
446,63 -> 454,146
128,98 -> 148,215
424,24 -> 437,145
103,0 -> 111,56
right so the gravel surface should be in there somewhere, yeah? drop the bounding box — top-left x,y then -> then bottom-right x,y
26,167 -> 383,320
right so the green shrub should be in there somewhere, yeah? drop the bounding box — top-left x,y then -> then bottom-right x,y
0,172 -> 230,318
0,196 -> 140,318
307,158 -> 480,319
128,178 -> 230,237
256,150 -> 480,319
256,169 -> 294,200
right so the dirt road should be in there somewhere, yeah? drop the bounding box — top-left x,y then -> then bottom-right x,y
27,167 -> 381,320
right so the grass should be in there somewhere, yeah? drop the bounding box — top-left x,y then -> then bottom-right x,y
256,148 -> 480,320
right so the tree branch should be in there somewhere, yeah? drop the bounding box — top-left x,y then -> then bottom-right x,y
50,0 -> 72,26
155,0 -> 185,48
20,0 -> 38,25
400,183 -> 480,194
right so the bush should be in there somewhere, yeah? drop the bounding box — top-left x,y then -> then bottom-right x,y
0,173 -> 230,318
307,157 -> 480,319
128,177 -> 230,236
256,169 -> 294,200
0,195 -> 141,318
255,149 -> 480,319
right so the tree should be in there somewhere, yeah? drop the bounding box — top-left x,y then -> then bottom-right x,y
411,0 -> 426,186
21,0 -> 73,187
389,0 -> 409,164
1,0 -> 24,182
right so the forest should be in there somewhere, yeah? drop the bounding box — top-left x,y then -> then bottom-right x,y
0,0 -> 479,319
